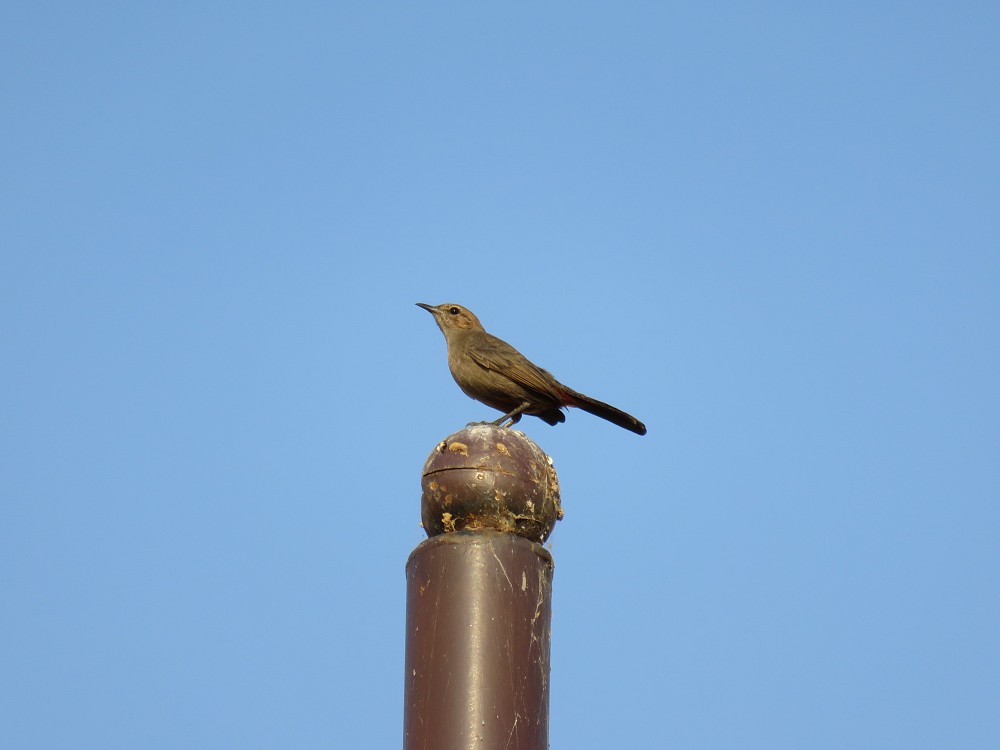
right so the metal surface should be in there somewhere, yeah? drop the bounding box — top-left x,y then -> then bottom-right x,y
421,424 -> 562,542
403,530 -> 554,750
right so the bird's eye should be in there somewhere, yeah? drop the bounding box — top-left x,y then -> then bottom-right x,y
449,307 -> 460,315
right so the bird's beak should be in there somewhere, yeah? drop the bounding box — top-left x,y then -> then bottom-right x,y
416,302 -> 437,314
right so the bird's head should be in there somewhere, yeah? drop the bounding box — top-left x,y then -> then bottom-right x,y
416,303 -> 485,333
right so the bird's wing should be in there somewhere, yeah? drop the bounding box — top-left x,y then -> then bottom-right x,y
467,335 -> 563,402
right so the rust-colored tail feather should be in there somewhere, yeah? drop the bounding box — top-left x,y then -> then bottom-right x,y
560,387 -> 647,435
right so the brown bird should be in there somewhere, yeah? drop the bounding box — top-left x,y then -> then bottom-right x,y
417,302 -> 646,435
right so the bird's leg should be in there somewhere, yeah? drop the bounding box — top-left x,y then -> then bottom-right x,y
491,402 -> 530,428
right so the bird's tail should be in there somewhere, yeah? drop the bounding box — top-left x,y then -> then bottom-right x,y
559,387 -> 647,435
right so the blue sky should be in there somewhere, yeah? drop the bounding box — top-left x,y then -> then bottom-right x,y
2,3 -> 998,748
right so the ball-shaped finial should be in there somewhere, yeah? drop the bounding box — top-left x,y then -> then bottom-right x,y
421,424 -> 562,542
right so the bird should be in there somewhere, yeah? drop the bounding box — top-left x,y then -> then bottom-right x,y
416,302 -> 646,435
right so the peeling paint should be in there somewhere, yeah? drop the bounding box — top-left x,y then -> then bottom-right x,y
441,512 -> 456,533
447,441 -> 469,455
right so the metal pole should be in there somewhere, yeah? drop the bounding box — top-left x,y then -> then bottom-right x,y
404,424 -> 562,750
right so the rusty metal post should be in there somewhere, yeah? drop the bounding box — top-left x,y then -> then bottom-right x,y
404,424 -> 562,750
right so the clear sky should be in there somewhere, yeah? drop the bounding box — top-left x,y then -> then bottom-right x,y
3,3 -> 998,748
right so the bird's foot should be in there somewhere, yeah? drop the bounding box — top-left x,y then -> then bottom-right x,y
491,402 -> 529,428
466,418 -> 516,429
465,403 -> 531,430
